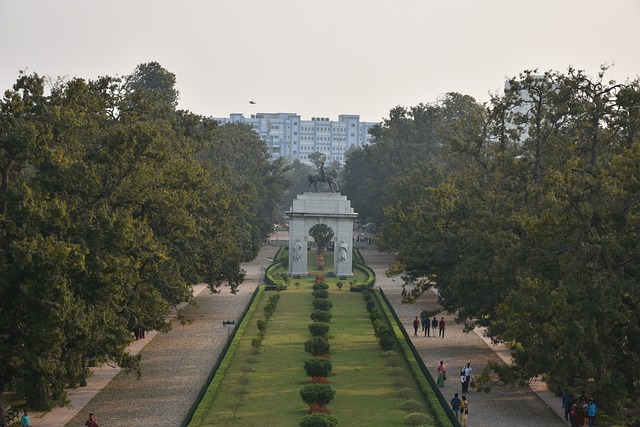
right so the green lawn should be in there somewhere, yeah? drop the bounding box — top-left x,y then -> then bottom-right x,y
190,281 -> 435,426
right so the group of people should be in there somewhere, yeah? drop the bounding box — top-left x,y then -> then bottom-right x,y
15,410 -> 98,427
562,393 -> 598,427
412,315 -> 446,337
431,360 -> 474,426
450,392 -> 469,427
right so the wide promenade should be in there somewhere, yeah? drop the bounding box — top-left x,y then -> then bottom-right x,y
37,244 -> 567,426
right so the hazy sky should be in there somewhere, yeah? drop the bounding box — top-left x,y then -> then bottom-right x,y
1,0 -> 638,122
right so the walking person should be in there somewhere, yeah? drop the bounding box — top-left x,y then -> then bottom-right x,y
431,316 -> 438,336
562,391 -> 573,421
20,410 -> 30,427
439,317 -> 446,337
450,393 -> 461,422
462,363 -> 473,393
85,412 -> 99,427
412,316 -> 420,336
586,397 -> 597,427
422,315 -> 430,337
460,395 -> 469,427
575,396 -> 587,427
436,360 -> 447,387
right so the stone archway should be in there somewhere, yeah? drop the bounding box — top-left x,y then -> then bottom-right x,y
286,193 -> 358,277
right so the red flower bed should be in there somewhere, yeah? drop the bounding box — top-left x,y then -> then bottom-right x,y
308,403 -> 331,414
309,376 -> 330,384
315,274 -> 325,283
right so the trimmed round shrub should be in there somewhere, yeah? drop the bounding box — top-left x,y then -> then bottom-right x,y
378,330 -> 395,350
312,289 -> 329,299
365,299 -> 376,311
300,383 -> 336,406
397,387 -> 415,399
403,412 -> 431,426
312,282 -> 329,291
374,324 -> 391,339
313,299 -> 333,311
305,336 -> 330,355
399,399 -> 424,413
257,319 -> 267,331
308,322 -> 331,336
304,357 -> 333,377
299,413 -> 339,427
310,310 -> 332,323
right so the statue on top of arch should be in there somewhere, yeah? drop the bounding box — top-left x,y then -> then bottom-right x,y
307,156 -> 339,193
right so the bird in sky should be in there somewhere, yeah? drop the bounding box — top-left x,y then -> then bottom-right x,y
249,100 -> 256,104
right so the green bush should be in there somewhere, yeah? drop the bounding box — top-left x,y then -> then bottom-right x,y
399,399 -> 424,412
310,310 -> 332,323
304,357 -> 333,377
257,319 -> 267,331
312,282 -> 329,291
403,412 -> 431,426
300,383 -> 336,406
365,299 -> 376,311
378,329 -> 395,350
336,282 -> 343,290
251,337 -> 262,350
299,413 -> 339,427
308,322 -> 331,336
312,289 -> 329,299
374,324 -> 391,339
268,294 -> 280,304
264,303 -> 276,319
313,299 -> 333,311
305,336 -> 330,355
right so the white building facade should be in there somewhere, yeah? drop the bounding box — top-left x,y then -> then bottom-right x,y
212,113 -> 378,165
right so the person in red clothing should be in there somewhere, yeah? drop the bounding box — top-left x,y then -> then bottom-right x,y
85,412 -> 99,427
412,316 -> 420,336
439,317 -> 446,337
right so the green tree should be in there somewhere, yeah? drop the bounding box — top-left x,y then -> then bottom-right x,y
374,68 -> 640,416
309,224 -> 334,254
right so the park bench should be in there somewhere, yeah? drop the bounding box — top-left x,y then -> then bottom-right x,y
4,407 -> 19,425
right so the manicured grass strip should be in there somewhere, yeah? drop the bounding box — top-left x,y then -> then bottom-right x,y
190,280 -> 444,426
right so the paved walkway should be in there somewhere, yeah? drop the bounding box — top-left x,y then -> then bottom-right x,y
360,248 -> 567,427
34,245 -> 277,427
33,244 -> 570,426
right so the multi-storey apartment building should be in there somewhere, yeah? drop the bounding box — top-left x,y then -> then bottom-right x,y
212,113 -> 378,165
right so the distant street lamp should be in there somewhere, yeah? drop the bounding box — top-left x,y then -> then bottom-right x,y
222,320 -> 236,339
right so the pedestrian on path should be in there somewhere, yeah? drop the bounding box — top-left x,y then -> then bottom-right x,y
437,360 -> 447,387
562,391 -> 573,421
20,410 -> 30,427
450,393 -> 461,422
85,412 -> 99,427
462,363 -> 473,393
413,316 -> 420,336
439,317 -> 446,337
422,315 -> 430,336
460,395 -> 469,427
586,397 -> 597,427
431,317 -> 438,336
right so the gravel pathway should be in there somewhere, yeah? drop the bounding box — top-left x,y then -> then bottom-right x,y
360,247 -> 566,427
64,246 -> 278,427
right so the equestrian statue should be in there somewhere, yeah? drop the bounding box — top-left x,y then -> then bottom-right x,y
308,160 -> 339,193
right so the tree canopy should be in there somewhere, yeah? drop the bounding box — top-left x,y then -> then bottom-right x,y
344,68 -> 640,418
0,63 -> 289,409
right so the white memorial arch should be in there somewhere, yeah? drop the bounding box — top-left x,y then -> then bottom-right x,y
286,193 -> 358,278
